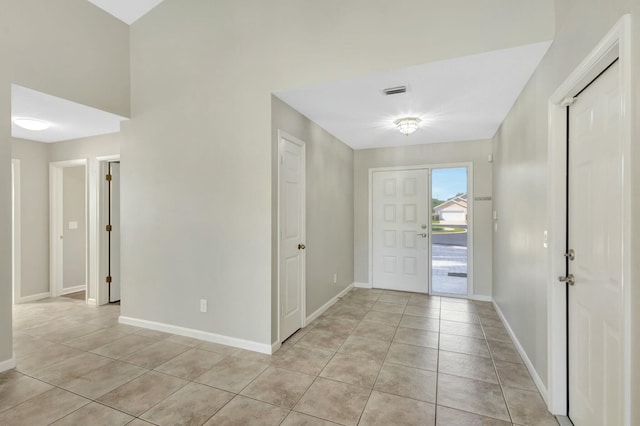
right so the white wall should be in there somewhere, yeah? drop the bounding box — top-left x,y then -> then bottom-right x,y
123,0 -> 553,348
354,140 -> 493,298
62,166 -> 86,290
491,0 -> 640,417
271,96 -> 354,343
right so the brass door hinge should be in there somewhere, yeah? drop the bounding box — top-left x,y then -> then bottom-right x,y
106,276 -> 112,283
106,174 -> 112,181
106,224 -> 112,232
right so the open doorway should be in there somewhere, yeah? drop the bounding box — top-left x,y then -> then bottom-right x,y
50,160 -> 88,300
11,159 -> 21,304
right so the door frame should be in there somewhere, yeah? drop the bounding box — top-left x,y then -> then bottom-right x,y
49,159 -> 89,299
11,159 -> 21,304
546,14 -> 631,420
367,162 -> 474,297
97,155 -> 121,306
276,130 -> 306,344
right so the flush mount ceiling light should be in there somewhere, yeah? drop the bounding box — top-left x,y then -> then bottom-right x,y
12,117 -> 51,131
394,117 -> 421,136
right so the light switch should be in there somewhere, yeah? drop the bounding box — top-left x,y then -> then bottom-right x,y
68,221 -> 78,230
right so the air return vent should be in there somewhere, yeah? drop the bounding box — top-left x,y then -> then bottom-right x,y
382,85 -> 408,96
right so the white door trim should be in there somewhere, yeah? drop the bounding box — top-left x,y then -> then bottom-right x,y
49,159 -> 88,299
368,162 -> 474,297
276,130 -> 306,345
546,14 -> 631,421
11,159 -> 21,304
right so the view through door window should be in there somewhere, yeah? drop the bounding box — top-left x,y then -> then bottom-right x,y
431,167 -> 468,295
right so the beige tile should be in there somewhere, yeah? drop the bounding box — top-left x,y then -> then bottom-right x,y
437,373 -> 510,422
374,363 -> 437,403
165,334 -> 203,347
133,328 -> 173,339
351,321 -> 397,341
0,387 -> 89,426
338,335 -> 391,361
436,405 -> 511,426
51,402 -> 134,426
487,339 -> 523,364
407,296 -> 440,309
272,345 -> 333,376
296,328 -> 348,351
362,310 -> 402,325
31,322 -> 103,344
385,342 -> 438,371
339,298 -> 375,310
204,395 -> 288,425
393,327 -> 439,349
12,333 -> 56,356
371,302 -> 406,314
360,390 -> 435,426
31,352 -> 113,387
0,376 -> 53,413
91,334 -> 159,359
232,348 -> 274,363
440,301 -> 476,312
241,366 -> 315,408
482,325 -> 512,342
281,411 -> 340,425
403,305 -> 440,319
98,371 -> 188,416
63,360 -> 147,399
141,382 -> 233,425
294,377 -> 369,426
479,315 -> 504,329
128,419 -> 162,426
197,341 -> 241,356
15,343 -> 83,375
440,309 -> 479,324
156,348 -> 227,380
320,353 -> 382,387
503,386 -> 558,425
122,340 -> 190,369
0,369 -> 23,385
63,329 -> 129,351
312,318 -> 360,335
379,294 -> 410,305
438,350 -> 498,383
326,305 -> 369,321
440,319 -> 485,338
196,356 -> 269,392
494,359 -> 537,391
399,315 -> 439,332
439,333 -> 490,358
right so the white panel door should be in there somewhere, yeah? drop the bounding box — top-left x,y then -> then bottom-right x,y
372,170 -> 429,293
109,162 -> 121,303
569,61 -> 623,425
279,137 -> 305,341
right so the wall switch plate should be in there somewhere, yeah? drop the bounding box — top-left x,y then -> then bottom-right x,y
333,273 -> 337,284
543,230 -> 548,248
200,299 -> 207,313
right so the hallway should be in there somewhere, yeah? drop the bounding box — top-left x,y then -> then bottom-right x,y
1,289 -> 556,425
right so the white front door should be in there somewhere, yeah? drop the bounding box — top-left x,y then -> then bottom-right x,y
108,162 -> 121,303
279,135 -> 305,341
568,60 -> 623,425
372,169 -> 429,293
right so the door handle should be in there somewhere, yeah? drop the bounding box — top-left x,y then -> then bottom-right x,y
298,243 -> 306,250
418,233 -> 427,238
558,274 -> 575,285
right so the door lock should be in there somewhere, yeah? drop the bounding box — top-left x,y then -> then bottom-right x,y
558,274 -> 575,285
564,249 -> 575,261
298,243 -> 306,250
418,233 -> 427,238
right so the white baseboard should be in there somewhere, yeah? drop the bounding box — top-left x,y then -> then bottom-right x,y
17,292 -> 50,304
0,356 -> 16,373
354,282 -> 372,289
60,285 -> 86,295
271,341 -> 282,354
493,301 -> 549,404
87,298 -> 98,306
471,294 -> 493,302
305,282 -> 355,325
119,316 -> 273,355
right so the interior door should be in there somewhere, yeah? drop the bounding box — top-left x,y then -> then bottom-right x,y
568,60 -> 622,425
372,169 -> 429,293
279,136 -> 305,341
108,162 -> 121,303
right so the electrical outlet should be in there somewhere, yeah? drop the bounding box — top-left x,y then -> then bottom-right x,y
200,299 -> 207,313
333,273 -> 337,284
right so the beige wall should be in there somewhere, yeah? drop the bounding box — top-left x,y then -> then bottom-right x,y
271,96 -> 354,343
124,0 -> 553,347
492,0 -> 640,417
62,166 -> 86,289
354,140 -> 493,298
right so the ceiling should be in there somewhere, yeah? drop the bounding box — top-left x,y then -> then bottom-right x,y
275,41 -> 552,150
11,85 -> 128,143
87,0 -> 164,25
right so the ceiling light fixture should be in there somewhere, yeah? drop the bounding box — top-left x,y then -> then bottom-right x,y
394,117 -> 421,136
13,117 -> 51,131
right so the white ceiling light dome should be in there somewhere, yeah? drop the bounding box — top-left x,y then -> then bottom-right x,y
13,117 -> 51,131
394,117 -> 421,136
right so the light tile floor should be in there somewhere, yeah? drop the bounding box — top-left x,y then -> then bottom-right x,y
1,289 -> 558,425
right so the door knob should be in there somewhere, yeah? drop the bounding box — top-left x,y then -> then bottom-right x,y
558,274 -> 575,285
564,249 -> 575,261
298,243 -> 306,250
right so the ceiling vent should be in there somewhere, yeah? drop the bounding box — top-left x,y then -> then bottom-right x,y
382,85 -> 408,96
